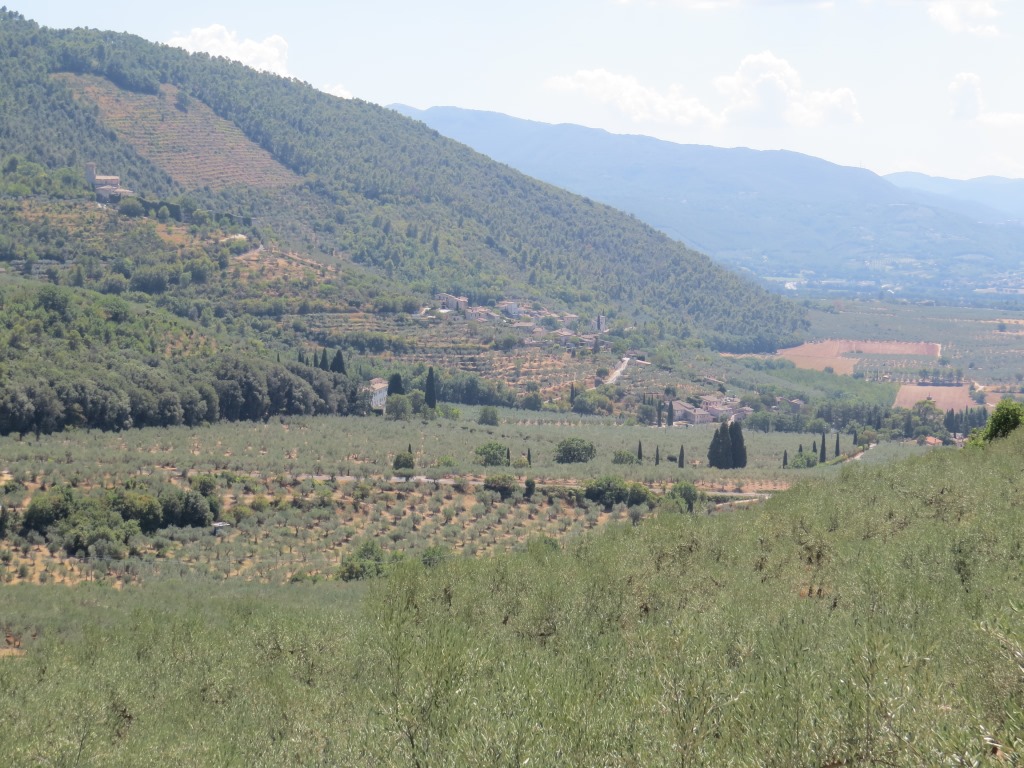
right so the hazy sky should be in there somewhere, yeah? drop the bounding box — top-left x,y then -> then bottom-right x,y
26,1 -> 1024,179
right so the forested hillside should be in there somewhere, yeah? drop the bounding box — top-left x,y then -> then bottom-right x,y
0,9 -> 806,353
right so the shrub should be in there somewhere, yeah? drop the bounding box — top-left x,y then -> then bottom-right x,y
475,442 -> 509,467
478,406 -> 499,426
664,481 -> 703,513
393,452 -> 415,471
612,450 -> 639,465
483,474 -> 519,500
554,438 -> 596,464
968,398 -> 1024,444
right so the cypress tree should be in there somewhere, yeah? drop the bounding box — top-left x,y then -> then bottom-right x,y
331,349 -> 346,375
656,402 -> 663,427
819,432 -> 827,463
298,349 -> 306,365
852,429 -> 858,446
637,441 -> 643,462
812,440 -> 817,454
729,420 -> 747,468
798,444 -> 803,454
570,382 -> 576,404
783,449 -> 788,468
708,422 -> 733,469
387,373 -> 405,396
667,400 -> 675,427
707,428 -> 720,468
527,448 -> 532,466
678,445 -> 685,468
835,432 -> 840,457
655,446 -> 660,466
424,366 -> 437,409
319,349 -> 330,371
506,446 -> 511,466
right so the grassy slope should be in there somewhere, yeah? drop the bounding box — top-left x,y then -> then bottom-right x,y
1,430 -> 1022,764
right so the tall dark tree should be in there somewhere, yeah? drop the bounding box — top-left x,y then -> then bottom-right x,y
424,366 -> 437,409
667,400 -> 675,427
708,422 -> 733,469
729,420 -> 747,468
527,448 -> 532,466
330,349 -> 346,375
656,402 -> 663,427
570,382 -> 576,404
783,449 -> 788,468
819,432 -> 827,463
387,373 -> 405,396
678,445 -> 685,468
835,432 -> 840,458
655,446 -> 660,466
637,441 -> 643,462
319,349 -> 330,371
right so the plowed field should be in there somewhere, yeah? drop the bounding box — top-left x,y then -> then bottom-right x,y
779,339 -> 941,374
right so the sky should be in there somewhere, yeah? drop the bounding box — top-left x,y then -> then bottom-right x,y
24,1 -> 1024,180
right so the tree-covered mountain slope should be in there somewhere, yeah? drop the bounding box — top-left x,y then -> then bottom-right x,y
394,105 -> 1024,300
0,9 -> 805,352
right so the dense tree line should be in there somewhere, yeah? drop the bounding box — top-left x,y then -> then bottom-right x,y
0,281 -> 363,437
14,478 -> 220,559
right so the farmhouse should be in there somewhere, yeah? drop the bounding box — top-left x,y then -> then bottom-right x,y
367,378 -> 389,413
85,162 -> 135,202
675,401 -> 714,425
436,293 -> 468,311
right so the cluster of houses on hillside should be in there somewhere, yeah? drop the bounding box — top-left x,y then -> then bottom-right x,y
659,395 -> 756,426
434,293 -> 608,350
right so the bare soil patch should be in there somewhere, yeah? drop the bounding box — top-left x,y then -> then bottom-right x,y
894,384 -> 974,412
779,339 -> 941,375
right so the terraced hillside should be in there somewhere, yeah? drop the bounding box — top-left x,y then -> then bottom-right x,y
57,73 -> 300,192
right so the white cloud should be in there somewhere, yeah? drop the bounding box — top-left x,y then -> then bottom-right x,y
927,0 -> 1001,36
546,69 -> 718,126
950,73 -> 1024,126
949,72 -> 984,120
167,25 -> 290,76
547,51 -> 859,132
715,50 -> 860,128
322,83 -> 353,99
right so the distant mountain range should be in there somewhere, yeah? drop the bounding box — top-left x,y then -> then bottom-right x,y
393,105 -> 1024,301
885,172 -> 1024,221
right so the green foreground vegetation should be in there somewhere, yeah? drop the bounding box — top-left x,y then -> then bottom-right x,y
2,424 -> 1023,765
